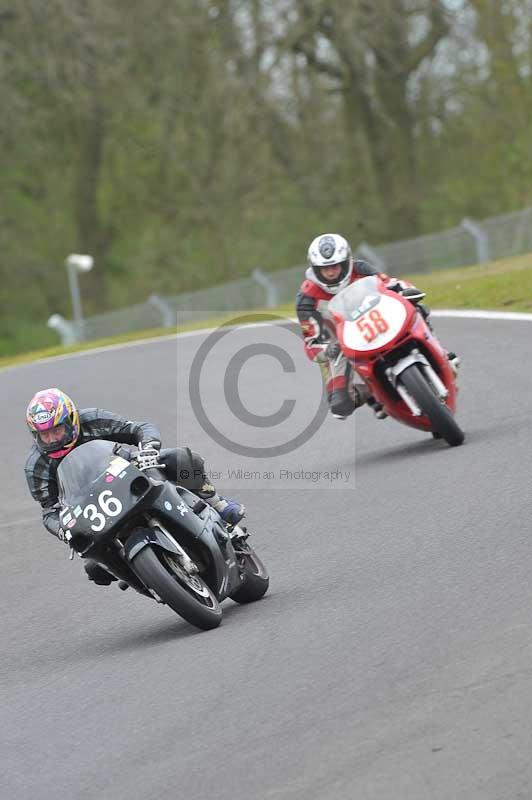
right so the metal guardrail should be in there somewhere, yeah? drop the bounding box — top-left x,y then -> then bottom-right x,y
49,206 -> 532,344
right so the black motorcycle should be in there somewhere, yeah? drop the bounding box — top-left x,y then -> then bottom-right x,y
57,440 -> 269,630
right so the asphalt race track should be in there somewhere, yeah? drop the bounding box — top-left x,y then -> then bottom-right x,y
2,316 -> 532,800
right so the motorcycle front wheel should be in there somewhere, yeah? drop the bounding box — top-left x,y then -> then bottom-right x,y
131,545 -> 222,630
399,363 -> 465,447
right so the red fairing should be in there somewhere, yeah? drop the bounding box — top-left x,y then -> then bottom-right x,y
333,279 -> 459,432
333,293 -> 417,360
297,271 -> 390,362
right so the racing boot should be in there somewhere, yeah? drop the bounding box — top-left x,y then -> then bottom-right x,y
330,389 -> 357,419
196,475 -> 246,526
213,497 -> 246,526
342,383 -> 387,420
330,385 -> 362,420
210,497 -> 249,548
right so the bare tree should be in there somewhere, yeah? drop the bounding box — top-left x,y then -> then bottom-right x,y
281,0 -> 449,238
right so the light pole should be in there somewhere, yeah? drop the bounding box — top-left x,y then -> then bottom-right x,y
65,253 -> 93,338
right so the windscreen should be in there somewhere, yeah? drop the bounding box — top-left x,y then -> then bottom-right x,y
328,276 -> 381,320
57,440 -> 117,504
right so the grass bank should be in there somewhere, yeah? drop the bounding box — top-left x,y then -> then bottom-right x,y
0,312 -> 289,370
2,252 -> 531,370
402,252 -> 532,310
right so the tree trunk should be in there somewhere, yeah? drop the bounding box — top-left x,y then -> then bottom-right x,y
72,91 -> 110,310
70,0 -> 111,310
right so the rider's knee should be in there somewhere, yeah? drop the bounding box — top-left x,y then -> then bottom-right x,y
165,447 -> 206,491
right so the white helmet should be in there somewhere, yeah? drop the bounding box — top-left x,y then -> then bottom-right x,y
307,233 -> 353,294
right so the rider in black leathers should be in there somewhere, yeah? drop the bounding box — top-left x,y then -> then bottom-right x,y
24,388 -> 245,585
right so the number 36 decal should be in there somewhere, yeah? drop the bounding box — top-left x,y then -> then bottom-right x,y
83,490 -> 123,532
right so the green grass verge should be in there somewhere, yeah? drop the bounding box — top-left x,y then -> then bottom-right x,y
2,252 -> 532,370
0,311 -> 291,370
402,252 -> 532,311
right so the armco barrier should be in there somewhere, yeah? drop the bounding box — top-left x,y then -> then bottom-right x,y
50,206 -> 532,343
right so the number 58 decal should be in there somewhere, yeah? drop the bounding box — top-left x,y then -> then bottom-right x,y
83,490 -> 123,532
356,309 -> 389,343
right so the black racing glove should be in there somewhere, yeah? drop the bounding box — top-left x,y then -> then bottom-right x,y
387,280 -> 426,304
143,439 -> 161,451
401,286 -> 426,303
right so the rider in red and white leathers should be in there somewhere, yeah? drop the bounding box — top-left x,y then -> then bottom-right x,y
296,233 -> 434,419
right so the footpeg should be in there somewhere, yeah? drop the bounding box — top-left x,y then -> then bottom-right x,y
230,525 -> 250,548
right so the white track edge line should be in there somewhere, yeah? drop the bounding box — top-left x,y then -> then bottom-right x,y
2,309 -> 532,372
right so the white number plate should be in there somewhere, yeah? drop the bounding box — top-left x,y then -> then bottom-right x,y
342,295 -> 407,352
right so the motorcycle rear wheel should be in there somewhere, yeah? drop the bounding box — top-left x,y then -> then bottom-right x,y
399,364 -> 464,447
230,545 -> 270,604
132,545 -> 222,630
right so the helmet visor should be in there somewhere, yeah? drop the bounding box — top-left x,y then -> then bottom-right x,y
315,260 -> 349,287
38,423 -> 67,448
34,422 -> 76,455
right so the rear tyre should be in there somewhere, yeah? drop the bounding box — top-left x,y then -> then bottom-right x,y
230,545 -> 269,604
399,364 -> 464,447
131,545 -> 222,630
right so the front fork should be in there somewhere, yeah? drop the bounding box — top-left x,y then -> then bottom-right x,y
385,349 -> 448,416
145,517 -> 199,576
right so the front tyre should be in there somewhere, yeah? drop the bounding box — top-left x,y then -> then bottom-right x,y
131,545 -> 222,630
230,545 -> 269,604
399,364 -> 464,447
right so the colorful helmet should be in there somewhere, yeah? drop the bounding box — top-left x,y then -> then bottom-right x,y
26,388 -> 80,459
307,233 -> 354,294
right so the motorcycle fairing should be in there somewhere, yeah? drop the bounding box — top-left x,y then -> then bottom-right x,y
355,313 -> 458,428
148,483 -> 242,599
340,294 -> 409,353
57,441 -> 243,600
330,279 -> 458,430
331,281 -> 417,359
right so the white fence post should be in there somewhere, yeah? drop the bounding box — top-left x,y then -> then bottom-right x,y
252,268 -> 280,308
148,293 -> 177,327
460,218 -> 490,263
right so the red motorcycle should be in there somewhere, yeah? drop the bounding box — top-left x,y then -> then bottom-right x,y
329,275 -> 464,446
